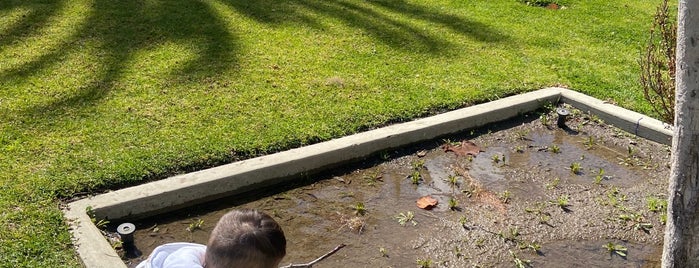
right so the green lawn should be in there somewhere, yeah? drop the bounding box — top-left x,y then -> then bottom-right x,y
0,0 -> 662,266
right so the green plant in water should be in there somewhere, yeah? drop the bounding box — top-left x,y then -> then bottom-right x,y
363,171 -> 383,186
550,144 -> 561,154
446,174 -> 459,188
570,162 -> 582,175
519,241 -> 542,254
603,242 -> 628,257
410,171 -> 422,185
492,154 -> 501,164
411,160 -> 425,171
396,211 -> 417,226
514,129 -> 529,141
448,197 -> 459,211
510,250 -> 531,268
583,136 -> 596,150
594,168 -> 605,184
353,202 -> 367,215
187,219 -> 204,232
416,258 -> 433,268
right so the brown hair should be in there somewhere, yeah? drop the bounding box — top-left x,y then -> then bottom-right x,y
205,209 -> 286,268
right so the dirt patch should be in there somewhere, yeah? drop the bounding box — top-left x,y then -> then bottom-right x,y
112,105 -> 669,267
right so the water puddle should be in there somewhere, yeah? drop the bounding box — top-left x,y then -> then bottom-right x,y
110,111 -> 670,267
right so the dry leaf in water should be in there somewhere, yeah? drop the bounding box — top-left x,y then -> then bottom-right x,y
443,140 -> 480,157
416,195 -> 438,210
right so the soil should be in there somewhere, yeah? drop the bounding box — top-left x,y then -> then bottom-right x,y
111,105 -> 671,268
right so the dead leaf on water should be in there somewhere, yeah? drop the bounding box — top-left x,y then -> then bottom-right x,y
417,195 -> 438,210
443,140 -> 481,157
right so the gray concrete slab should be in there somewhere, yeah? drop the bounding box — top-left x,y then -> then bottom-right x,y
63,87 -> 672,267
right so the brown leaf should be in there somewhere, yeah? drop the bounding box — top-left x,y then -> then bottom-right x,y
443,140 -> 481,157
416,195 -> 439,210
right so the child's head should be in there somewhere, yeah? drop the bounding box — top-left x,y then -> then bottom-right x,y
205,209 -> 286,268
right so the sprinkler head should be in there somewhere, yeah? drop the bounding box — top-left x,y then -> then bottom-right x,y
556,108 -> 569,128
117,223 -> 136,244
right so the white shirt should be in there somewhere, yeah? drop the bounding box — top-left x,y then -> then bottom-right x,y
135,242 -> 206,268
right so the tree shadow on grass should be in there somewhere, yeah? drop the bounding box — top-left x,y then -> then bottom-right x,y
222,0 -> 508,54
1,0 -> 239,121
0,1 -> 64,48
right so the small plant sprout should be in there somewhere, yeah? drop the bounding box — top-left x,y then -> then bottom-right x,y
618,212 -> 653,232
459,215 -> 468,227
510,250 -> 531,268
410,171 -> 422,185
416,258 -> 433,268
446,174 -> 459,188
448,197 -> 459,211
500,190 -> 512,204
475,238 -> 485,248
594,168 -> 606,184
379,247 -> 388,257
353,202 -> 367,215
603,242 -> 628,257
187,219 -> 204,232
86,206 -> 110,229
627,145 -> 637,156
647,196 -> 668,213
492,154 -> 501,163
514,129 -> 529,140
519,241 -> 542,254
380,151 -> 390,160
499,227 -> 520,242
453,246 -> 465,259
540,114 -> 551,127
395,211 -> 417,226
411,160 -> 425,171
545,177 -> 560,190
550,144 -> 561,154
551,195 -> 570,210
583,136 -> 596,149
569,162 -> 583,175
514,145 -> 525,153
363,171 -> 383,186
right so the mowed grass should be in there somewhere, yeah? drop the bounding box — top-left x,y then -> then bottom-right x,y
1,0 -> 662,266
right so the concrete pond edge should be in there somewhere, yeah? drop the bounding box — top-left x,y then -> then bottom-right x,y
63,87 -> 672,268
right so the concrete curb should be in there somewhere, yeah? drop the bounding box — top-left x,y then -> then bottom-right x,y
64,87 -> 672,268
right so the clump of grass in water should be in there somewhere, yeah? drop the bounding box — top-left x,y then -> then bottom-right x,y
448,197 -> 459,211
410,171 -> 422,185
569,162 -> 582,175
594,168 -> 606,184
395,211 -> 417,226
551,195 -> 570,210
603,242 -> 628,257
187,219 -> 204,232
550,144 -> 560,154
353,202 -> 366,215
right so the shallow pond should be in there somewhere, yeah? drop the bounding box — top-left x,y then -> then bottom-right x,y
112,108 -> 669,267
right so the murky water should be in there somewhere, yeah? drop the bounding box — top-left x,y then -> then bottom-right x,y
113,112 -> 670,267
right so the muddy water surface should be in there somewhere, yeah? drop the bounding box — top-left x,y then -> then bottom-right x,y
114,110 -> 670,267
